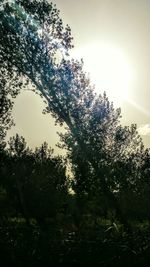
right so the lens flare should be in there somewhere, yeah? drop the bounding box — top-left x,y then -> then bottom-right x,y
71,43 -> 134,106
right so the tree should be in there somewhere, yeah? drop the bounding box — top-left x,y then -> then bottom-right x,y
0,69 -> 19,147
0,134 -> 68,225
0,0 -> 148,228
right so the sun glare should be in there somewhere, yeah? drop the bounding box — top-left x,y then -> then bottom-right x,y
71,43 -> 133,106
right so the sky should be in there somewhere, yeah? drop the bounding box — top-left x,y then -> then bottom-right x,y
7,0 -> 150,151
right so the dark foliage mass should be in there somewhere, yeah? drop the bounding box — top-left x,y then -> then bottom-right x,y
0,0 -> 150,265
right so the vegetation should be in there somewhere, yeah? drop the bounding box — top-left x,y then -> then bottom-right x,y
0,0 -> 150,265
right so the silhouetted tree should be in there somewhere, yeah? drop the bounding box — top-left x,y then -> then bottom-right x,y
1,0 -> 150,229
0,69 -> 19,148
1,1 -> 150,265
0,134 -> 68,225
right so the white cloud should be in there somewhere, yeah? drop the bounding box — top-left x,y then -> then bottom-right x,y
138,124 -> 150,136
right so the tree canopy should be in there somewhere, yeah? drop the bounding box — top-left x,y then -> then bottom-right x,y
1,1 -> 150,265
1,0 -> 150,228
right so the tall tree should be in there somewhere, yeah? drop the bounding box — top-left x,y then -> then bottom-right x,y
0,0 -> 146,228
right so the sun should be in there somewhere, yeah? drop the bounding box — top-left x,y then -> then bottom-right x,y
71,42 -> 133,106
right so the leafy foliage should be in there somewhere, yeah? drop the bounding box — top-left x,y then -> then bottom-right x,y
1,1 -> 150,265
0,134 -> 68,223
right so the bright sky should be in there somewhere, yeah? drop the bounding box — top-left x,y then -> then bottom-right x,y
7,0 -> 150,150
